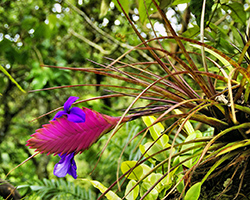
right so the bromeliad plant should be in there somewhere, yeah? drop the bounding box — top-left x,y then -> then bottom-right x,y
12,0 -> 250,199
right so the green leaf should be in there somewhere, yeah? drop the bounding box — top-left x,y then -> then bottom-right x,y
113,0 -> 130,15
173,109 -> 195,135
21,17 -> 39,30
100,0 -> 110,18
142,116 -> 169,148
140,142 -> 169,162
140,182 -> 159,200
190,0 -> 214,26
125,180 -> 139,200
144,173 -> 172,193
176,174 -> 185,194
181,25 -> 200,38
201,152 -> 238,184
0,65 -> 26,93
184,182 -> 201,200
121,161 -> 143,180
140,163 -> 152,176
221,2 -> 246,24
179,131 -> 202,168
89,180 -> 122,200
191,44 -> 233,71
172,0 -> 190,6
158,0 -> 173,9
47,14 -> 57,30
216,140 -> 250,157
138,0 -> 159,24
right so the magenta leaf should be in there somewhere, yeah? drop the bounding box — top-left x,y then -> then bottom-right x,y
27,107 -> 129,155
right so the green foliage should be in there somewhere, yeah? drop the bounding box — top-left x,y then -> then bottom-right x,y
184,182 -> 202,200
125,180 -> 139,200
172,0 -> 190,6
221,2 -> 246,24
112,0 -> 131,15
189,0 -> 214,26
119,116 -> 182,199
121,161 -> 144,181
138,0 -> 159,23
19,178 -> 92,200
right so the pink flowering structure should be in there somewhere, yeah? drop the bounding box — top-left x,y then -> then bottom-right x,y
26,96 -> 129,179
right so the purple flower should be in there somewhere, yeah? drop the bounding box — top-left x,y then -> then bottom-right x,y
52,96 -> 85,179
27,96 -> 130,179
53,153 -> 77,179
52,96 -> 85,123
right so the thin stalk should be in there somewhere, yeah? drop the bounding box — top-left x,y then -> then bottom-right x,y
200,0 -> 216,95
116,0 -> 200,99
152,0 -> 213,98
185,123 -> 250,194
43,65 -> 197,108
228,68 -> 238,124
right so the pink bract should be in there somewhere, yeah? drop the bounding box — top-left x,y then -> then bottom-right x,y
27,107 -> 129,155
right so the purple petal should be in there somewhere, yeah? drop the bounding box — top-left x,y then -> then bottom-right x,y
67,158 -> 77,179
64,96 -> 79,112
53,153 -> 77,179
67,107 -> 85,123
52,111 -> 67,121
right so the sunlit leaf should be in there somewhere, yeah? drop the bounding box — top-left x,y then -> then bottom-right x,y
191,44 -> 232,71
125,180 -> 139,200
184,182 -> 201,200
89,180 -> 122,200
47,14 -> 57,30
140,142 -> 169,162
121,161 -> 143,180
138,0 -> 159,23
144,173 -> 171,193
139,144 -> 155,164
172,0 -> 190,5
173,109 -> 195,135
113,0 -> 130,15
142,116 -> 169,148
140,182 -> 158,200
140,163 -> 152,176
179,131 -> 202,168
99,0 -> 110,18
221,2 -> 246,23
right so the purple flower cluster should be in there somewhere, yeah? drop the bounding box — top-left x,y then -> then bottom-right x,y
52,96 -> 85,179
27,96 -> 128,179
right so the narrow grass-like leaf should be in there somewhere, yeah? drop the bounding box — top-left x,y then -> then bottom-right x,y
0,65 -> 26,93
216,140 -> 250,157
201,151 -> 239,184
